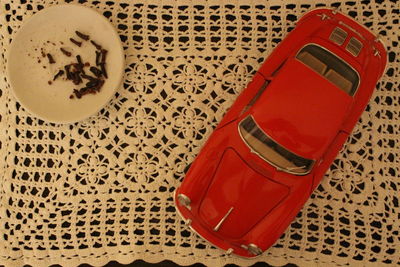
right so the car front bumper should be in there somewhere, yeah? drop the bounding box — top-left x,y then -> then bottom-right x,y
173,189 -> 263,258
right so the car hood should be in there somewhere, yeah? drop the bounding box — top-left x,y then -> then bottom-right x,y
252,58 -> 352,159
199,148 -> 290,239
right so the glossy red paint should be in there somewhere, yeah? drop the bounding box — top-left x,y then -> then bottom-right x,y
198,148 -> 290,239
253,58 -> 352,159
175,8 -> 387,258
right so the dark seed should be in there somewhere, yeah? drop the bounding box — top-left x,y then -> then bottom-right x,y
53,70 -> 65,81
71,72 -> 82,85
76,87 -> 94,97
95,50 -> 101,66
65,65 -> 72,80
100,63 -> 108,78
48,81 -> 52,85
101,49 -> 108,64
76,55 -> 84,72
96,79 -> 105,91
71,72 -> 78,85
90,66 -> 102,77
75,31 -> 89,41
90,40 -> 102,50
86,79 -> 100,88
71,63 -> 79,72
69,94 -> 74,99
77,73 -> 83,84
70,38 -> 82,47
47,53 -> 55,64
72,77 -> 79,85
60,48 -> 72,57
73,89 -> 82,99
79,86 -> 88,93
81,74 -> 97,81
76,55 -> 83,66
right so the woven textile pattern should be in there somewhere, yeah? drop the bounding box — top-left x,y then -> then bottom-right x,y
0,0 -> 399,266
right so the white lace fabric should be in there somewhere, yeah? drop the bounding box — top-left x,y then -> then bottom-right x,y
0,0 -> 399,266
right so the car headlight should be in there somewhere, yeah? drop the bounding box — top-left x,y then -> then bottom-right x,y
177,193 -> 191,210
247,244 -> 263,256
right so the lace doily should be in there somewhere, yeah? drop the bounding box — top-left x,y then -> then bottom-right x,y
0,0 -> 399,266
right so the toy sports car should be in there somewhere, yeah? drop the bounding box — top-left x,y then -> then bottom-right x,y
174,8 -> 387,258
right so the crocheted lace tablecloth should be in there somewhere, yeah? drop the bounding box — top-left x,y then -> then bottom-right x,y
0,0 -> 399,266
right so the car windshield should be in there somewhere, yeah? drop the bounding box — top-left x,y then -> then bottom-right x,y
239,116 -> 314,175
296,44 -> 359,96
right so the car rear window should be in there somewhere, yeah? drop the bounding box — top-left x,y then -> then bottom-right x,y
296,44 -> 359,96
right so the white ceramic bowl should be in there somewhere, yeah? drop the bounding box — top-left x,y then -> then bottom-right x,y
7,4 -> 124,124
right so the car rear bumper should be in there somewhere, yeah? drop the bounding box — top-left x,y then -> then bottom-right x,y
299,8 -> 387,74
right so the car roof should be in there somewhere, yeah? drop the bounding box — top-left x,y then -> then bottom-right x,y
251,58 -> 352,159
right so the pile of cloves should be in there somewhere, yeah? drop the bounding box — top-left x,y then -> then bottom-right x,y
49,30 -> 109,99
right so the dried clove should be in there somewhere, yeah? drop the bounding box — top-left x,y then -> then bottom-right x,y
71,72 -> 82,85
60,48 -> 72,57
73,86 -> 97,99
76,55 -> 85,75
47,53 -> 55,64
65,64 -> 72,80
95,50 -> 101,66
70,38 -> 82,47
53,70 -> 65,81
76,55 -> 83,66
90,40 -> 102,50
95,79 -> 105,91
89,66 -> 102,77
86,79 -> 100,88
100,49 -> 108,64
82,75 -> 105,92
53,31 -> 110,100
81,74 -> 97,81
73,89 -> 82,99
75,31 -> 89,41
100,63 -> 108,78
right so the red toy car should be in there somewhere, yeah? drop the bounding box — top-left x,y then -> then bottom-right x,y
174,8 -> 387,258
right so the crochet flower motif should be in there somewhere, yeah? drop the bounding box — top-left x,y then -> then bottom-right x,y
123,151 -> 163,186
317,118 -> 378,208
166,58 -> 212,95
66,147 -> 115,195
123,106 -> 159,139
126,57 -> 163,95
169,105 -> 210,141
